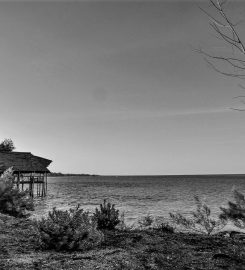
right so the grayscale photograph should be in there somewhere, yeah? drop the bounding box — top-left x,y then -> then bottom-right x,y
0,0 -> 245,269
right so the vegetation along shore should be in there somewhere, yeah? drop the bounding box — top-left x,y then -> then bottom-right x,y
0,167 -> 245,270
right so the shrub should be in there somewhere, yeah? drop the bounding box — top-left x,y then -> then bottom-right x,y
220,189 -> 245,229
93,200 -> 120,230
0,139 -> 15,152
116,212 -> 126,231
36,205 -> 103,251
116,212 -> 135,231
170,196 -> 226,235
155,222 -> 175,234
0,168 -> 34,218
138,214 -> 154,229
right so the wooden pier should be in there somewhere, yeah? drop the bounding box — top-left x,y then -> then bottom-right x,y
14,172 -> 48,197
0,152 -> 52,197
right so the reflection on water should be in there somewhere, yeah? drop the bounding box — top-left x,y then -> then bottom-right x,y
33,175 -> 245,224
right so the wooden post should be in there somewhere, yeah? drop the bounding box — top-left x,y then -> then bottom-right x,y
41,173 -> 44,197
45,172 -> 48,196
30,173 -> 34,197
38,175 -> 40,196
37,174 -> 39,196
42,173 -> 45,197
39,173 -> 42,196
21,174 -> 24,191
17,172 -> 20,189
29,174 -> 31,196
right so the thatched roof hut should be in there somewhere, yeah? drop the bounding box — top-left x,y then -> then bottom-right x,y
0,152 -> 52,173
0,152 -> 52,196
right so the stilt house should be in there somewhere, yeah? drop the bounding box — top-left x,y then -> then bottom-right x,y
0,152 -> 52,197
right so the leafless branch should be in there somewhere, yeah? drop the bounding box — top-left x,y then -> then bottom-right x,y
199,0 -> 245,77
230,108 -> 245,111
196,48 -> 245,70
204,58 -> 245,79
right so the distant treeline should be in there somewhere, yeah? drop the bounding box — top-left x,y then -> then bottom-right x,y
49,172 -> 98,177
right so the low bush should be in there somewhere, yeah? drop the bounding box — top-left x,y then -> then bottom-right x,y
220,189 -> 245,229
0,168 -> 34,218
36,205 -> 103,251
138,214 -> 154,229
155,222 -> 175,234
170,196 -> 226,235
93,200 -> 120,231
116,212 -> 135,231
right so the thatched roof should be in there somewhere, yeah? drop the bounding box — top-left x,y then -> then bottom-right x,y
0,152 -> 52,173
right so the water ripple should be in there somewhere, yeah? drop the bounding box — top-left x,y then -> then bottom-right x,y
33,175 -> 245,224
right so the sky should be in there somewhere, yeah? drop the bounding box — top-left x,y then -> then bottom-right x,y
1,0 -> 245,175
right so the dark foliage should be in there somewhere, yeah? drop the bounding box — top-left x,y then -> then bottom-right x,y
93,200 -> 120,230
36,205 -> 103,251
155,222 -> 175,234
138,215 -> 154,229
170,196 -> 226,235
220,189 -> 245,229
0,168 -> 34,218
0,139 -> 15,152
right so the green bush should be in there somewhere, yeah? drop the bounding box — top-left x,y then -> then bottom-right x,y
170,196 -> 226,235
93,200 -> 120,230
220,189 -> 245,229
36,205 -> 103,251
0,168 -> 34,218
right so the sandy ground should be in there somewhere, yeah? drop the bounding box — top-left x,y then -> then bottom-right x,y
0,213 -> 245,270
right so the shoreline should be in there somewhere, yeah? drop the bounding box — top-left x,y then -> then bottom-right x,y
1,213 -> 245,270
48,173 -> 245,178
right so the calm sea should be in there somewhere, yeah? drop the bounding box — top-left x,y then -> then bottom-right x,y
33,175 -> 245,226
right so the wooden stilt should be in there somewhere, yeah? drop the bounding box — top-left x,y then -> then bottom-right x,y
45,172 -> 47,196
21,174 -> 24,191
17,172 -> 20,189
14,171 -> 48,197
37,177 -> 39,196
30,173 -> 34,197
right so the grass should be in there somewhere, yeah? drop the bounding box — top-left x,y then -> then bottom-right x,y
1,213 -> 245,270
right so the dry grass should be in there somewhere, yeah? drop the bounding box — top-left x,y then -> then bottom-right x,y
0,213 -> 245,270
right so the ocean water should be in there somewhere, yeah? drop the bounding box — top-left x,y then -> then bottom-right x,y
33,175 -> 245,225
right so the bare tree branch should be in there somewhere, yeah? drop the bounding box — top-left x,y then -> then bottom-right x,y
196,48 -> 245,70
200,0 -> 245,75
204,57 -> 245,79
200,0 -> 245,110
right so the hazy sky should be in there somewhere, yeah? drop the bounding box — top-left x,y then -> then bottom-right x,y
1,0 -> 245,175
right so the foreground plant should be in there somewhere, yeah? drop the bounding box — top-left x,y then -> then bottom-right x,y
155,222 -> 175,234
138,214 -> 154,230
93,200 -> 120,230
0,168 -> 34,218
220,189 -> 245,229
170,196 -> 226,235
36,205 -> 103,251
